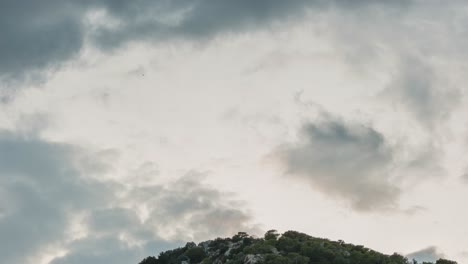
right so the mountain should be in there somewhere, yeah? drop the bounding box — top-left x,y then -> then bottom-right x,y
138,230 -> 457,264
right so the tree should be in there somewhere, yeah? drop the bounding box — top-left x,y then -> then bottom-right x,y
185,247 -> 207,263
264,230 -> 280,241
436,259 -> 457,264
138,256 -> 158,264
233,232 -> 250,242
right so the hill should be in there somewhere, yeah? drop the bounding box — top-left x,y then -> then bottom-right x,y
138,230 -> 457,264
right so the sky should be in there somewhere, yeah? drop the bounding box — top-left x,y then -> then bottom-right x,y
1,0 -> 467,263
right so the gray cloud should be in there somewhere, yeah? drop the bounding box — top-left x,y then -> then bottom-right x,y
0,130 -> 257,264
80,0 -> 409,51
326,2 -> 465,131
274,115 -> 400,212
0,130 -> 113,264
0,0 -> 87,82
381,56 -> 460,129
0,0 -> 408,84
406,246 -> 445,263
140,173 -> 259,240
50,235 -> 180,264
0,0 -> 306,82
91,0 -> 311,49
50,173 -> 258,264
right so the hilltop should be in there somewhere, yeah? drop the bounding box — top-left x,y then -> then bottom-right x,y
138,230 -> 457,264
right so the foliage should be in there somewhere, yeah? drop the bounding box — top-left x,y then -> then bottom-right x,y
436,259 -> 458,264
264,230 -> 280,241
138,230 -> 457,264
185,247 -> 207,263
139,256 -> 158,264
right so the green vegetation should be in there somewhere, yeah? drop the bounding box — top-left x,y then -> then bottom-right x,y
138,230 -> 457,264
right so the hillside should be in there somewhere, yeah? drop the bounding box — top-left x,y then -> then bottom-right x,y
138,230 -> 457,264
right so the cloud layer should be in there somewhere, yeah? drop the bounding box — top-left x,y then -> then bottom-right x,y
2,0 -> 468,263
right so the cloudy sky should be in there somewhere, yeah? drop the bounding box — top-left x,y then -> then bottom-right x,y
1,0 -> 468,263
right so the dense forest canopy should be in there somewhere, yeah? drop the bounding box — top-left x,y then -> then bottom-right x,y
138,230 -> 457,264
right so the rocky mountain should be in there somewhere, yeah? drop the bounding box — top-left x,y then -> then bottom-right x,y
138,230 -> 457,264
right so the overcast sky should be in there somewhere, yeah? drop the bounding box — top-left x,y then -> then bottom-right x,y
1,1 -> 468,263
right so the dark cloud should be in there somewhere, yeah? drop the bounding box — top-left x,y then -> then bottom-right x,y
0,130 -> 113,264
0,131 -> 256,264
0,0 -> 313,81
0,0 -> 87,82
0,0 -> 408,84
406,246 -> 445,263
87,0 -> 409,50
91,0 -> 313,49
274,115 -> 400,212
